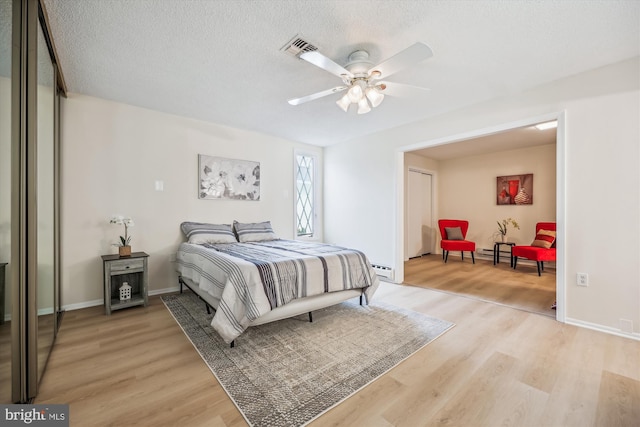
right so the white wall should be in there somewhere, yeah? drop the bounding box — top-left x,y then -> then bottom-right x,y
325,57 -> 640,337
563,91 -> 639,331
436,144 -> 556,251
60,94 -> 322,308
324,138 -> 396,263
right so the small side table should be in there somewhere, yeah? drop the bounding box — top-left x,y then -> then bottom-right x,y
493,242 -> 516,266
102,252 -> 149,315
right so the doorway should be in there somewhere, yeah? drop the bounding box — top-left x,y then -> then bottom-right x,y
395,113 -> 565,322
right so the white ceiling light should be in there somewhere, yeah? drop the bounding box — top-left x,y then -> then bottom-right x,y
357,97 -> 371,114
335,78 -> 387,114
336,94 -> 351,112
365,84 -> 385,108
347,82 -> 364,103
535,121 -> 558,130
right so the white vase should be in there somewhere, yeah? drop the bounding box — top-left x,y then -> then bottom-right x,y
501,234 -> 507,243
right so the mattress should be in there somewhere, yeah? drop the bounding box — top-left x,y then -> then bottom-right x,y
175,239 -> 380,342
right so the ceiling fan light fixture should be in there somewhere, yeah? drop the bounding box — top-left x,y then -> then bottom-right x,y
357,97 -> 371,114
290,42 -> 433,114
365,86 -> 384,108
336,94 -> 351,112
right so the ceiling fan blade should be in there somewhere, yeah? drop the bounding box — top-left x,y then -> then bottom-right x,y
368,42 -> 433,79
379,81 -> 431,97
300,51 -> 354,79
288,86 -> 348,105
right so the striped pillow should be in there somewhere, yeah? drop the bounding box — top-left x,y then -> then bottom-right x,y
531,229 -> 556,248
180,222 -> 237,244
233,220 -> 277,242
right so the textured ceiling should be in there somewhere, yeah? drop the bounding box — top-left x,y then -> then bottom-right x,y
41,0 -> 639,147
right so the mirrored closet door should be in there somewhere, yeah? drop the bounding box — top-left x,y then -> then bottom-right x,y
36,11 -> 56,388
0,0 -> 13,404
2,0 -> 63,403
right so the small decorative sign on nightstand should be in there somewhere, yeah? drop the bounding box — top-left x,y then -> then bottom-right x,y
101,252 -> 149,315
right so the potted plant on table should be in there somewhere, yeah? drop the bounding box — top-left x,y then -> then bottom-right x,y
497,217 -> 519,242
110,215 -> 134,257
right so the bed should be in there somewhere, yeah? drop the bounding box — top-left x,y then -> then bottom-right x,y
175,221 -> 380,344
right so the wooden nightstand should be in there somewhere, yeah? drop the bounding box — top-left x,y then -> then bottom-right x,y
102,252 -> 149,315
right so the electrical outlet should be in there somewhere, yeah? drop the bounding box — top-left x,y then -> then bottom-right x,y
576,273 -> 589,286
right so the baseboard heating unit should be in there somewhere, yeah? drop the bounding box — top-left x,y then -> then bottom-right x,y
477,248 -> 495,258
371,264 -> 395,281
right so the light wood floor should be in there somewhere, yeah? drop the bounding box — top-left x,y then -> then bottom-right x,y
404,254 -> 557,317
36,282 -> 639,426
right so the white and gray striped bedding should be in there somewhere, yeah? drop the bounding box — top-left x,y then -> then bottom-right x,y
175,239 -> 380,342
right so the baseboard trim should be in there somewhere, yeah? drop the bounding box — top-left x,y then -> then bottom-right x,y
565,317 -> 640,341
149,286 -> 180,296
62,299 -> 103,312
62,286 -> 182,312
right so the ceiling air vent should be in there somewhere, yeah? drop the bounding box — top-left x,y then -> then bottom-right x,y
281,35 -> 319,57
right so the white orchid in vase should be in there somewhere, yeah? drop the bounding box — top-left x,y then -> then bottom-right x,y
497,217 -> 519,242
110,215 -> 134,247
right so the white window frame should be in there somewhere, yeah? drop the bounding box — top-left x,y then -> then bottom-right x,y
293,150 -> 318,240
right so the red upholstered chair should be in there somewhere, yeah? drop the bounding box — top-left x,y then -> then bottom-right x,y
438,219 -> 476,264
512,222 -> 556,276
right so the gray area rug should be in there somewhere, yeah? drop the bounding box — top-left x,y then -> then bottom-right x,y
162,291 -> 454,427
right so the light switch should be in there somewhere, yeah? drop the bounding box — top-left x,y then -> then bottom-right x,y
155,180 -> 164,191
577,273 -> 588,286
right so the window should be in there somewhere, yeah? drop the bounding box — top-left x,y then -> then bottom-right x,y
295,152 -> 316,237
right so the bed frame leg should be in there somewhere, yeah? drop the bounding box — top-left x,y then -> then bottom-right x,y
179,276 -> 216,315
230,340 -> 235,348
359,294 -> 363,306
308,312 -> 313,323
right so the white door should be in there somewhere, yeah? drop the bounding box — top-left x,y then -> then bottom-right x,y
407,169 -> 434,258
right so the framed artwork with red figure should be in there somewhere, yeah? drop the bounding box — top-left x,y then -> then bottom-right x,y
497,174 -> 533,205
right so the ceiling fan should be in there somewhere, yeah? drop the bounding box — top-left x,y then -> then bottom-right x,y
287,42 -> 433,114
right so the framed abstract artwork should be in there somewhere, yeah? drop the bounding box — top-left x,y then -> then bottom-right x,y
198,155 -> 260,200
497,174 -> 533,205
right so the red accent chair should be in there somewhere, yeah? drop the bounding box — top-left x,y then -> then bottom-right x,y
512,222 -> 556,276
438,219 -> 476,264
